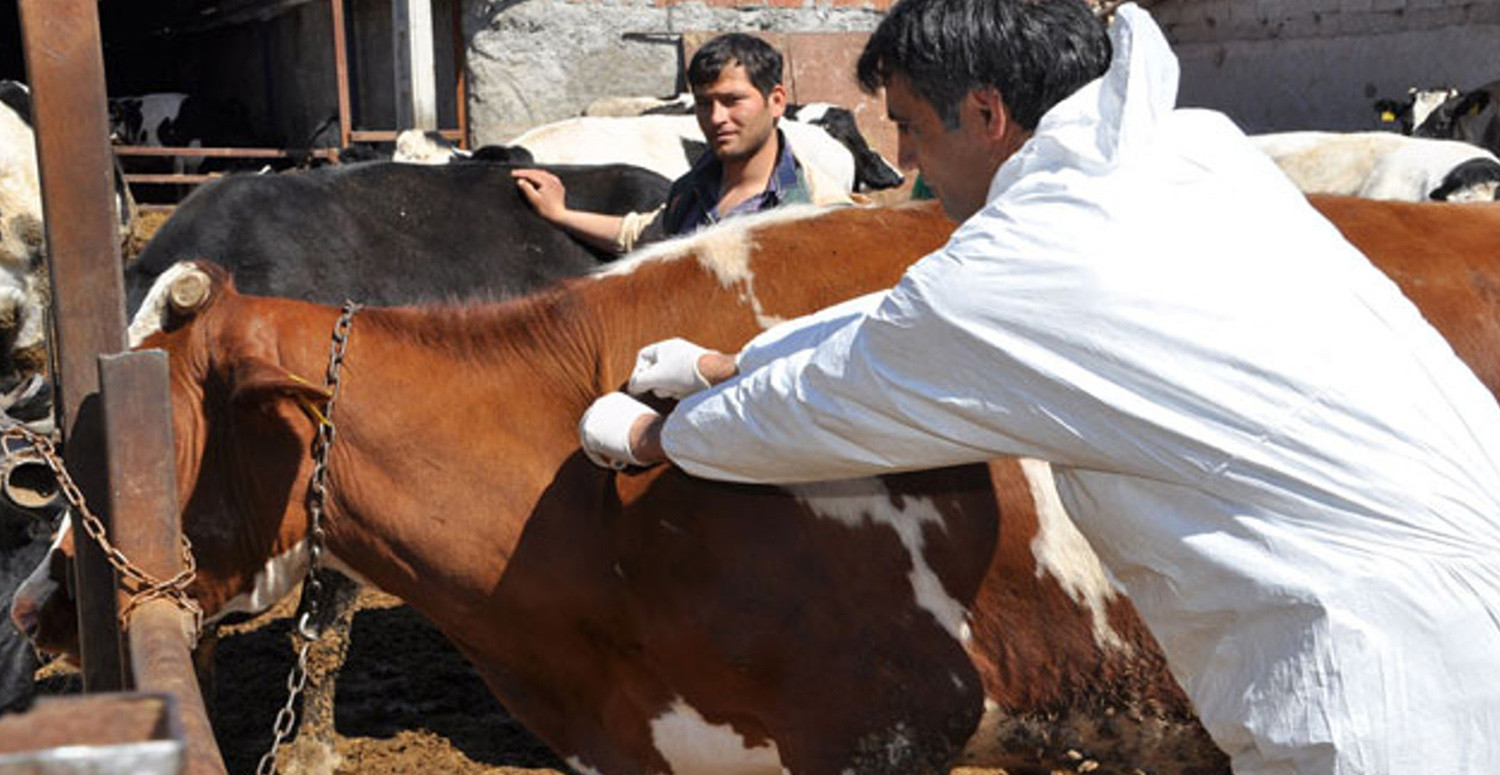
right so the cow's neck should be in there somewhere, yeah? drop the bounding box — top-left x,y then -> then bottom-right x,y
293,292 -> 603,615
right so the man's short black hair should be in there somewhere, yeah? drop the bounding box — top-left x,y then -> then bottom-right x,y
856,0 -> 1111,130
688,33 -> 784,98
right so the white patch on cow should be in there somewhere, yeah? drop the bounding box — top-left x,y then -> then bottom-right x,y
792,102 -> 832,124
128,261 -> 202,347
594,204 -> 834,328
0,98 -> 45,355
210,540 -> 310,624
564,757 -> 605,775
211,540 -> 377,624
649,697 -> 786,775
10,512 -> 69,636
1411,87 -> 1459,129
789,479 -> 968,640
1019,458 -> 1125,651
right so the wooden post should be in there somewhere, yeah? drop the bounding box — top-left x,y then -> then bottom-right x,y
332,0 -> 353,148
16,0 -> 127,693
451,0 -> 468,148
102,351 -> 226,775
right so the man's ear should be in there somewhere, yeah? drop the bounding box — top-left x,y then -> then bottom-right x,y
768,83 -> 788,118
969,87 -> 1011,141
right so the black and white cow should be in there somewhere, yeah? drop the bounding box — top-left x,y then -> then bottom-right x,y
107,92 -> 258,175
788,103 -> 904,192
510,107 -> 902,194
1415,80 -> 1500,157
124,159 -> 670,326
575,95 -> 902,192
1374,86 -> 1459,134
1251,130 -> 1500,202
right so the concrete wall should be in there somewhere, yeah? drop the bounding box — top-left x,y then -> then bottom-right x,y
1149,0 -> 1500,133
463,0 -> 893,145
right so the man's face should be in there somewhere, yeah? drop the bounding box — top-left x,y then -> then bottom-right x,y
693,64 -> 787,163
886,73 -> 1022,222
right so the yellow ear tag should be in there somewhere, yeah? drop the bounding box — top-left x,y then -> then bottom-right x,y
285,371 -> 333,427
1380,110 -> 1396,123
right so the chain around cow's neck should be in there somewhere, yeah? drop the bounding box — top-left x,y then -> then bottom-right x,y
256,299 -> 360,775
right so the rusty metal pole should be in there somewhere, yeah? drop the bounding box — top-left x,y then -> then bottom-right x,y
16,0 -> 128,692
101,351 -> 227,775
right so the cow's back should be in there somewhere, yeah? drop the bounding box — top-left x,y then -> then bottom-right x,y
123,161 -> 671,312
1309,196 -> 1500,394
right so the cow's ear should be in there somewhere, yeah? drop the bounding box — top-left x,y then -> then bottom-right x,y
229,358 -> 331,410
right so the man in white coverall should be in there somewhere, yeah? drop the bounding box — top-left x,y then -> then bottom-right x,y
578,1 -> 1500,772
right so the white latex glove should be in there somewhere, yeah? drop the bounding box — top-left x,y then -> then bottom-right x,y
628,338 -> 712,399
579,392 -> 660,470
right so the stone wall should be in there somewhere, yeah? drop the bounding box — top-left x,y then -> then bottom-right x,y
464,0 -> 893,145
1148,0 -> 1500,132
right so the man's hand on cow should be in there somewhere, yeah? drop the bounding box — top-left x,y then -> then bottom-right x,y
511,168 -> 569,222
579,392 -> 666,470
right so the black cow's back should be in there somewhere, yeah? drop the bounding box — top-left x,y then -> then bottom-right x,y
124,161 -> 671,313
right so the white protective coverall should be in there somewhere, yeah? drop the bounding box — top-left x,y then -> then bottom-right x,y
659,6 -> 1500,774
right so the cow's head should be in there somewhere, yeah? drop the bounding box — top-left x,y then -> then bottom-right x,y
1414,87 -> 1491,139
11,262 -> 334,660
790,103 -> 904,192
0,93 -> 52,407
107,98 -> 145,146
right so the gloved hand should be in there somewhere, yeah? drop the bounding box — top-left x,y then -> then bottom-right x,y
628,338 -> 713,399
579,391 -> 660,470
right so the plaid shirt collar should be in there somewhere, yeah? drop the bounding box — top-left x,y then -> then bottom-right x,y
681,127 -> 803,228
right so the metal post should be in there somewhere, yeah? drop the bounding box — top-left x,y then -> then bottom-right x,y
102,351 -> 227,775
16,0 -> 128,693
394,0 -> 438,130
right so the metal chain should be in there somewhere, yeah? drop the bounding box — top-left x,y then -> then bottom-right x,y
0,424 -> 204,639
256,300 -> 360,775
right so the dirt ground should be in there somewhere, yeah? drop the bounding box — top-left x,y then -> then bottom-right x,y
39,588 -> 571,775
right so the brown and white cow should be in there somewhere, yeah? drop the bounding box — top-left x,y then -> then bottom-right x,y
14,197 -> 1500,774
14,202 -> 1224,774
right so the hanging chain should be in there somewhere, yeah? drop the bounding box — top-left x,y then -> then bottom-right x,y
0,424 -> 203,639
256,300 -> 360,775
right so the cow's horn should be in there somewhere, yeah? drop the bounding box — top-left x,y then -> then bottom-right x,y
169,268 -> 212,314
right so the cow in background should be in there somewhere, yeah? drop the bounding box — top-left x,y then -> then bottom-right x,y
0,80 -> 137,412
568,96 -> 903,192
1374,85 -> 1459,134
511,110 -> 902,194
1414,80 -> 1500,157
108,92 -> 260,176
1251,130 -> 1500,202
121,159 -> 668,316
